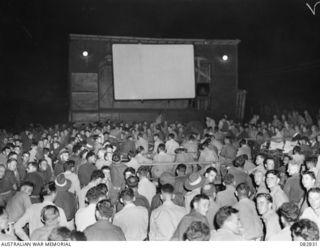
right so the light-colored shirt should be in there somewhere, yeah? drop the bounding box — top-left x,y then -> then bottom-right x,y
270,185 -> 289,210
210,228 -> 245,241
262,210 -> 282,241
216,185 -> 237,208
165,139 -> 179,156
138,177 -> 156,205
6,191 -> 32,223
149,201 -> 187,241
78,182 -> 95,209
184,188 -> 201,213
75,203 -> 96,232
234,198 -> 263,240
268,226 -> 292,241
14,201 -> 67,241
64,171 -> 81,198
113,202 -> 148,241
300,207 -> 320,232
125,157 -> 141,171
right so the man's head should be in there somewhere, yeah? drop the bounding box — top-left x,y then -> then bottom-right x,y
255,154 -> 266,166
264,157 -> 276,171
95,199 -> 114,222
123,167 -> 136,180
287,161 -> 301,176
101,166 -> 111,180
308,188 -> 320,211
40,182 -> 57,202
256,193 -> 273,216
254,169 -> 265,187
60,150 -> 69,162
175,163 -> 186,177
302,171 -> 316,191
48,227 -> 72,241
215,206 -> 242,235
119,188 -> 135,205
184,221 -> 210,241
235,183 -> 250,199
190,194 -> 210,216
137,166 -> 150,179
20,181 -> 34,196
204,167 -> 217,183
40,205 -> 60,226
305,156 -> 318,170
265,170 -> 280,190
90,170 -> 105,185
233,155 -> 246,169
160,183 -> 175,202
157,143 -> 166,153
126,175 -> 139,189
278,202 -> 300,227
27,162 -> 38,173
201,183 -> 216,200
222,173 -> 235,187
7,159 -> 17,172
86,151 -> 96,164
291,219 -> 319,241
86,186 -> 107,205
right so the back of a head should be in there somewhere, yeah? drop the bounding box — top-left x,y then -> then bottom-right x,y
190,194 -> 209,210
278,202 -> 300,224
90,170 -> 105,182
223,173 -> 234,186
120,188 -> 135,203
233,155 -> 246,168
126,175 -> 139,189
41,205 -> 60,225
70,231 -> 87,241
96,199 -> 114,220
215,206 -> 239,229
86,186 -> 106,204
184,221 -> 210,241
291,219 -> 320,241
161,183 -> 175,195
112,153 -> 121,162
201,183 -> 216,198
236,183 -> 250,197
48,227 -> 72,241
137,166 -> 149,177
40,182 -> 56,200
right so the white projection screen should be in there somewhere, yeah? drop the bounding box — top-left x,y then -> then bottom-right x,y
112,44 -> 195,100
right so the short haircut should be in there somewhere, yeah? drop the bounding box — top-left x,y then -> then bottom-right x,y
205,167 -> 217,175
86,186 -> 106,203
96,199 -> 114,218
64,160 -> 75,171
123,167 -> 135,177
291,219 -> 320,241
278,202 -> 300,223
307,187 -> 320,197
233,155 -> 246,168
305,156 -> 318,165
184,221 -> 210,241
190,194 -> 209,210
40,182 -> 56,198
101,166 -> 111,172
86,151 -> 96,160
256,153 -> 266,160
112,153 -> 121,162
302,171 -> 316,180
266,169 -> 280,179
223,173 -> 234,185
157,143 -> 165,152
136,146 -> 144,154
28,162 -> 38,169
161,184 -> 175,194
137,166 -> 149,176
119,188 -> 135,202
215,206 -> 239,229
48,227 -> 72,241
201,183 -> 216,197
239,139 -> 247,146
168,133 -> 175,139
256,193 -> 273,203
41,205 -> 60,223
236,183 -> 250,197
20,181 -> 34,190
90,170 -> 105,182
96,183 -> 108,195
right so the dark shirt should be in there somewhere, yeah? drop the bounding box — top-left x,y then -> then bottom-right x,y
283,174 -> 304,204
84,220 -> 126,241
110,163 -> 127,188
0,170 -> 17,193
54,162 -> 65,177
24,172 -> 44,196
39,169 -> 52,184
55,190 -> 77,221
228,166 -> 255,193
78,162 -> 96,188
171,210 -> 209,241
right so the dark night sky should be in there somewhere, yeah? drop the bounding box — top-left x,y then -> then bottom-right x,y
1,0 -> 320,127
